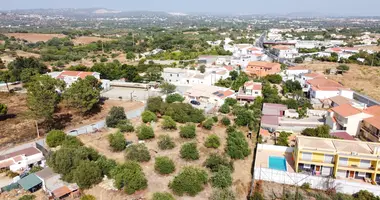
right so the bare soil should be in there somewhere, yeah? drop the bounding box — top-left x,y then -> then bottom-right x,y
302,61 -> 380,101
0,92 -> 143,148
72,36 -> 114,45
4,33 -> 66,43
82,116 -> 255,200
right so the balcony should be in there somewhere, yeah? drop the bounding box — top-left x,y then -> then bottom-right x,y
360,126 -> 380,143
337,164 -> 376,173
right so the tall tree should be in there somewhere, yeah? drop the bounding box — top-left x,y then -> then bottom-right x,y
7,57 -> 48,82
0,71 -> 11,92
160,82 -> 176,94
26,75 -> 65,122
63,76 -> 102,115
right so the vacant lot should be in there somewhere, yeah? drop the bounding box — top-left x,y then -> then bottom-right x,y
303,61 -> 380,101
72,36 -> 114,45
82,117 -> 255,200
0,92 -> 143,147
4,33 -> 65,43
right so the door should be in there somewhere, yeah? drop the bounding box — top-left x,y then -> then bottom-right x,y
315,166 -> 321,172
349,171 -> 355,178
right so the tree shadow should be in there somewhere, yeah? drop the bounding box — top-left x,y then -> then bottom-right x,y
51,113 -> 73,130
83,98 -> 106,117
0,114 -> 17,121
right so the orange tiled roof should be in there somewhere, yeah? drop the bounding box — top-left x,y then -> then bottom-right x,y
246,61 -> 280,69
365,105 -> 380,116
331,104 -> 362,118
52,186 -> 72,198
303,72 -> 324,78
57,71 -> 94,79
307,78 -> 349,91
260,128 -> 270,137
272,45 -> 291,50
364,116 -> 380,130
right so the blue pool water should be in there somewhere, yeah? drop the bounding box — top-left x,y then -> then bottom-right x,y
269,156 -> 287,171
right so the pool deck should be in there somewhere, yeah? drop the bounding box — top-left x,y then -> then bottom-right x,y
255,149 -> 295,173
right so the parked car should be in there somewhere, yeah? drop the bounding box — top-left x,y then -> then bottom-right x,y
190,100 -> 201,105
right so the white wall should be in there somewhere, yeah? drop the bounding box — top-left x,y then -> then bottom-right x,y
254,168 -> 380,196
346,113 -> 373,136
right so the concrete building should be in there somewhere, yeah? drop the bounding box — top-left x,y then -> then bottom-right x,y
306,78 -> 353,100
360,106 -> 380,142
245,61 -> 281,77
294,136 -> 380,184
326,104 -> 373,136
48,71 -> 110,91
272,45 -> 299,59
162,67 -> 230,86
285,66 -> 311,76
0,147 -> 44,172
184,84 -> 235,107
236,81 -> 262,102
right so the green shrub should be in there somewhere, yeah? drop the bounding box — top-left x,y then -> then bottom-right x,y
108,131 -> 126,152
210,166 -> 232,189
219,104 -> 230,114
209,189 -> 236,200
180,142 -> 199,160
142,110 -> 157,123
204,134 -> 221,149
276,132 -> 292,146
106,106 -> 126,127
202,118 -> 215,130
161,116 -> 177,130
164,103 -> 205,123
212,116 -> 218,122
46,130 -> 66,147
152,192 -> 175,200
116,120 -> 134,132
165,93 -> 185,103
224,98 -> 237,106
61,136 -> 83,148
154,156 -> 175,175
110,161 -> 148,194
169,166 -> 208,196
221,117 -> 231,126
226,131 -> 251,159
204,153 -> 234,172
72,160 -> 102,189
136,124 -> 155,140
226,125 -> 236,133
29,165 -> 43,173
80,195 -> 96,200
179,123 -> 196,138
157,135 -> 176,150
18,195 -> 36,200
125,144 -> 151,162
300,182 -> 311,190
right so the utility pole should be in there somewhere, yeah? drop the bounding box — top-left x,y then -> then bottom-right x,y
35,120 -> 40,138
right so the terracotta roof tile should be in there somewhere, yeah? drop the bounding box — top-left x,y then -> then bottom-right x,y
331,104 -> 362,117
307,78 -> 349,91
53,186 -> 72,198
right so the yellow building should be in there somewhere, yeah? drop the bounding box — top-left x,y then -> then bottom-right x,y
294,136 -> 380,184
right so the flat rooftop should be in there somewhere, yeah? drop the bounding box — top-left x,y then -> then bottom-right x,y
297,136 -> 380,157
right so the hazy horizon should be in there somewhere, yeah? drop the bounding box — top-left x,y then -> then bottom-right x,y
2,0 -> 380,16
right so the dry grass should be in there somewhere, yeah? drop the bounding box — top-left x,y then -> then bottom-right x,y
4,33 -> 65,43
302,61 -> 380,101
82,116 -> 254,200
72,36 -> 114,45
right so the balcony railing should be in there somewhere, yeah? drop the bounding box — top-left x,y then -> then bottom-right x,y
361,126 -> 380,138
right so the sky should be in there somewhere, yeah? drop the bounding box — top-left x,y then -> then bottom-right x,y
2,0 -> 380,16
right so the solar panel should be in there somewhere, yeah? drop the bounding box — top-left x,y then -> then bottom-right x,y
217,94 -> 224,97
212,91 -> 220,95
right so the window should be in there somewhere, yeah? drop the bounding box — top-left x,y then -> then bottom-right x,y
359,160 -> 371,168
324,155 -> 334,163
357,172 -> 366,178
301,152 -> 312,161
255,92 -> 258,94
303,164 -> 311,169
177,74 -> 179,77
339,158 -> 348,166
170,74 -> 172,77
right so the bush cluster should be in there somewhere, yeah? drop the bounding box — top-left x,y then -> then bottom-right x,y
108,131 -> 126,152
111,161 -> 148,194
157,135 -> 176,150
226,131 -> 251,159
106,106 -> 126,127
219,104 -> 230,114
136,124 -> 155,140
169,167 -> 208,196
180,142 -> 199,160
204,134 -> 221,149
116,120 -> 134,132
152,192 -> 175,200
154,156 -> 175,175
204,153 -> 234,172
202,118 -> 215,130
179,123 -> 196,138
165,93 -> 185,103
141,110 -> 157,123
46,130 -> 66,148
161,115 -> 177,130
221,117 -> 231,126
125,144 -> 151,162
210,166 -> 232,189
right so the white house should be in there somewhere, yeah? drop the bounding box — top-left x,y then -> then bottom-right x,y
0,147 -> 44,172
326,104 -> 373,136
48,71 -> 110,91
162,68 -> 230,86
285,66 -> 311,76
184,84 -> 235,106
236,81 -> 262,102
306,78 -> 353,100
295,40 -> 320,49
272,45 -> 299,59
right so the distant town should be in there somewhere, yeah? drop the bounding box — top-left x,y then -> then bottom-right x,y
0,7 -> 380,200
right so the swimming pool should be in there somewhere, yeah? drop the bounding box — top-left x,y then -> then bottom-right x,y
268,156 -> 287,171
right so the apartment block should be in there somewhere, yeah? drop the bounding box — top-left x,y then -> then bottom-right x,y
294,136 -> 380,184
